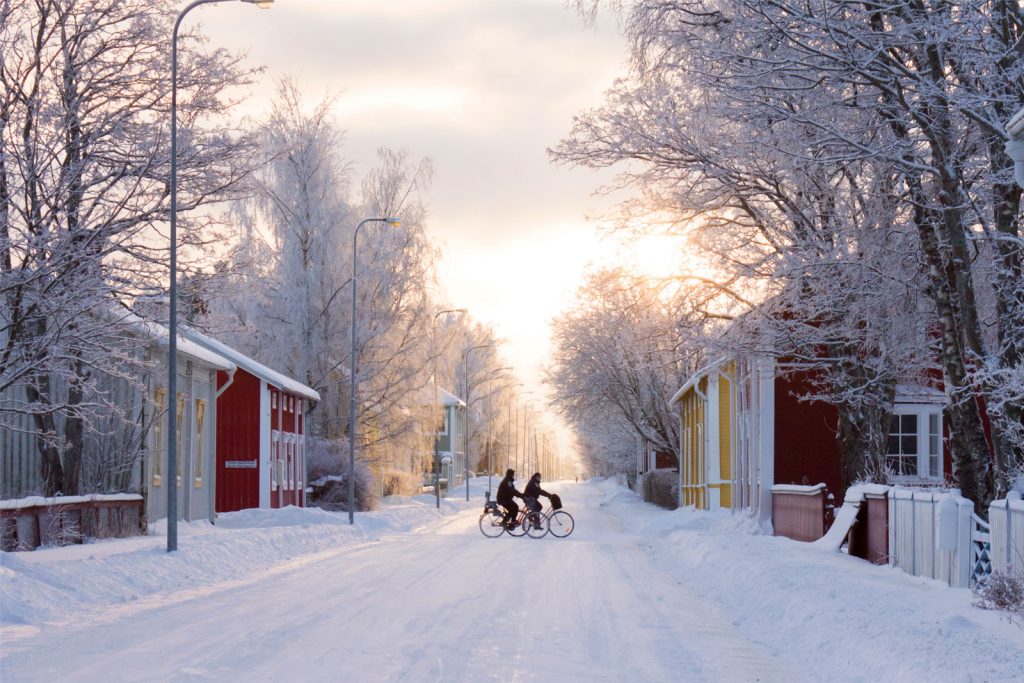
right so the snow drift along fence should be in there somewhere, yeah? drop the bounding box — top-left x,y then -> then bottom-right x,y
988,493 -> 1024,576
887,488 -> 974,588
0,494 -> 144,551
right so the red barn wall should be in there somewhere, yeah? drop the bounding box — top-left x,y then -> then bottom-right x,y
216,369 -> 261,513
773,372 -> 845,505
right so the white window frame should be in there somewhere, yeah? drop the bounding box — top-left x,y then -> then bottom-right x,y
887,403 -> 944,483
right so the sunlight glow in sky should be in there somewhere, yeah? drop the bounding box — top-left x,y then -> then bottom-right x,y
198,1 -> 654,456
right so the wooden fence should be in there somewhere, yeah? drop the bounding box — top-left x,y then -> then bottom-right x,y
0,494 -> 145,551
771,484 -> 830,542
988,492 -> 1024,576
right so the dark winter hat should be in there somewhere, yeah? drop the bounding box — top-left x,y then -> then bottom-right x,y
532,472 -> 541,481
506,469 -> 515,478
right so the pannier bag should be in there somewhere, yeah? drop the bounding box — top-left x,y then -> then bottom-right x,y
550,493 -> 562,510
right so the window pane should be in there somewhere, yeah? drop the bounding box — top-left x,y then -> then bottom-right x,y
901,435 -> 916,455
887,436 -> 900,454
903,457 -> 918,476
902,414 -> 918,432
889,415 -> 900,432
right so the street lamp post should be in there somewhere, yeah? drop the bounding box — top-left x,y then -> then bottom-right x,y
505,383 -> 523,471
462,343 -> 494,501
431,308 -> 467,509
168,0 -> 272,553
522,400 -> 537,474
514,391 -> 533,472
348,216 -> 401,525
471,366 -> 512,494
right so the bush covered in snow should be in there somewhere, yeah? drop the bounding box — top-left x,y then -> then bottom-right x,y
642,469 -> 679,510
380,469 -> 421,497
972,571 -> 1024,627
306,437 -> 378,511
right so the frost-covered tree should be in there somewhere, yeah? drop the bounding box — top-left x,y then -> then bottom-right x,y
0,0 -> 258,495
564,0 -> 1024,505
209,84 -> 440,482
546,269 -> 691,476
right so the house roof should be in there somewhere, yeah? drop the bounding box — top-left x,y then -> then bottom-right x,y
894,384 -> 945,404
179,326 -> 321,402
108,309 -> 235,372
439,387 -> 466,408
669,357 -> 728,406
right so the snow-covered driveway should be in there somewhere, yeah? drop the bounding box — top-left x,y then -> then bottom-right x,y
1,481 -> 800,682
3,479 -> 1023,682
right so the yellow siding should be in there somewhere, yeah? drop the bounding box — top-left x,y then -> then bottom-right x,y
718,373 -> 732,508
679,378 -> 707,509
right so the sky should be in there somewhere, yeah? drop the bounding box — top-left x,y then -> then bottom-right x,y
197,0 -> 651,457
5,479 -> 1023,680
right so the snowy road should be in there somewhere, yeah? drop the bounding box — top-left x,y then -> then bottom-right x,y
4,479 -> 1024,682
2,482 -> 802,683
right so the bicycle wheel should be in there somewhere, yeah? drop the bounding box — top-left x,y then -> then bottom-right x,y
524,512 -> 548,539
506,515 -> 527,537
479,511 -> 505,538
548,510 -> 574,538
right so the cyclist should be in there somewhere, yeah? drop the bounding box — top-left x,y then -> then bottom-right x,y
523,472 -> 552,527
496,469 -> 524,529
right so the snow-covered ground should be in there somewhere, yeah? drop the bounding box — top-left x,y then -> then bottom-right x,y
2,478 -> 1022,682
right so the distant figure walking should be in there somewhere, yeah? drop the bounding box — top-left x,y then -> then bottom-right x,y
496,469 -> 523,529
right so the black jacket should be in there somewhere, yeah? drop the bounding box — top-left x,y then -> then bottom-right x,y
496,476 -> 522,506
524,476 -> 550,499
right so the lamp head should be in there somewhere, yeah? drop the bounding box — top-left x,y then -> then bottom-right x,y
1008,107 -> 1024,140
384,217 -> 401,227
242,0 -> 274,8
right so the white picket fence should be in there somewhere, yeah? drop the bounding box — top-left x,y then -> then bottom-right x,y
885,487 -> 1024,588
887,487 -> 977,588
988,492 -> 1024,576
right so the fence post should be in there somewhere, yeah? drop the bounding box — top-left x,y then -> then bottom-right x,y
911,491 -> 917,576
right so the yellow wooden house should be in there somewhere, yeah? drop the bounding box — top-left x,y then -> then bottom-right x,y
670,359 -> 734,510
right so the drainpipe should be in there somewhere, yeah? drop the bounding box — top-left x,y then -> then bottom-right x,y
215,366 -> 237,399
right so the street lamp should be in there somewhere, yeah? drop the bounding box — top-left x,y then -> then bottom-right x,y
348,216 -> 401,524
473,366 -> 512,494
505,383 -> 523,470
462,343 -> 494,500
514,391 -> 533,472
167,0 -> 272,553
432,308 -> 467,509
1006,107 -> 1024,188
522,400 -> 537,473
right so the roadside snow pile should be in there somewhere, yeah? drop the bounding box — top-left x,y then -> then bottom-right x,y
0,493 -> 476,629
584,479 -> 1024,683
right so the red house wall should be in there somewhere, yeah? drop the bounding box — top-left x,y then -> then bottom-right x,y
216,369 -> 261,513
270,390 -> 304,509
773,372 -> 845,505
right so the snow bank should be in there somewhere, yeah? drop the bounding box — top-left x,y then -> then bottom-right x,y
583,479 -> 1024,683
0,492 -> 480,629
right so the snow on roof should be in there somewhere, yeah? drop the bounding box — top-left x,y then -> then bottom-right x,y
179,327 -> 320,402
108,309 -> 234,371
439,387 -> 466,407
894,384 -> 945,403
669,357 -> 728,406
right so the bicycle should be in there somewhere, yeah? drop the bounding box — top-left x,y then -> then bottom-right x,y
530,495 -> 574,538
478,494 -> 547,538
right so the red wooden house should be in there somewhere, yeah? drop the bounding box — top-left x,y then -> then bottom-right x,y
671,355 -> 951,521
181,328 -> 320,513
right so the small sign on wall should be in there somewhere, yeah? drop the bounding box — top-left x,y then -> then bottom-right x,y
225,460 -> 257,469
